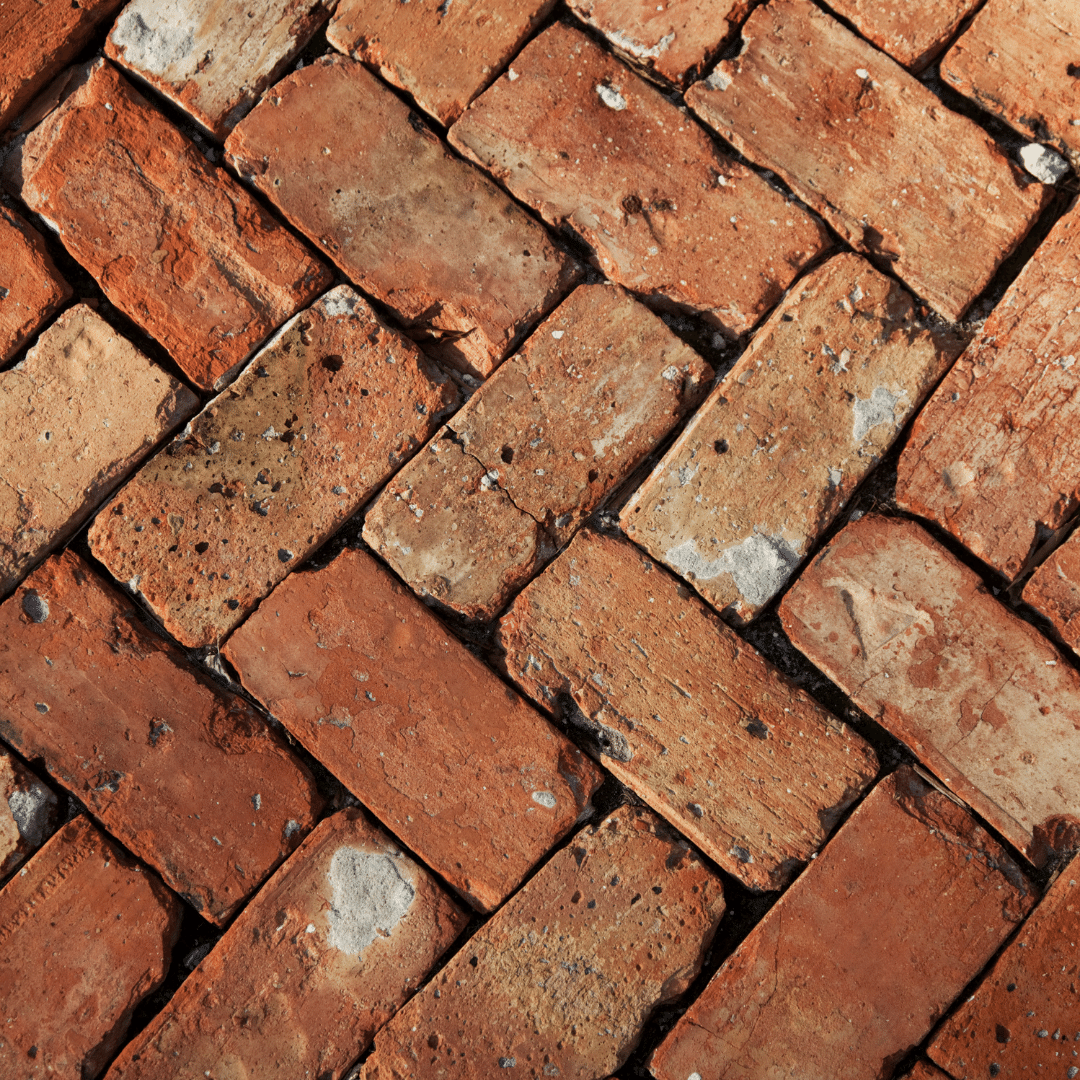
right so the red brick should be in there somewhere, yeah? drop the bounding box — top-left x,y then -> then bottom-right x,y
779,514 -> 1080,866
222,546 -> 605,913
6,59 -> 333,390
0,552 -> 322,924
87,286 -> 457,648
1,303 -> 198,595
0,749 -> 58,883
360,804 -> 726,1080
106,808 -> 467,1080
621,253 -> 966,624
1024,535 -> 1080,656
224,55 -> 579,380
929,853 -> 1079,1079
685,0 -> 1050,321
0,816 -> 180,1080
498,528 -> 878,891
903,1066 -> 953,1080
448,23 -> 831,339
650,767 -> 1034,1080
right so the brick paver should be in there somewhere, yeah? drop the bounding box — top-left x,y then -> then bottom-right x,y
905,1063 -> 956,1080
1024,535 -> 1080,656
0,749 -> 57,882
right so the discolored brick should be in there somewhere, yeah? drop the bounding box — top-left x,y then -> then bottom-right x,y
88,286 -> 457,648
1024,535 -> 1080,657
0,749 -> 58,883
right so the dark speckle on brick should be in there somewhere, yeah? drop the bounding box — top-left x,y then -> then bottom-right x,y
21,591 -> 50,623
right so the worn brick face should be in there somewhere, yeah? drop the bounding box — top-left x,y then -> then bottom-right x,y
621,253 -> 966,625
686,0 -> 1050,321
0,749 -> 58,883
650,767 -> 1034,1080
1024,535 -> 1080,656
223,547 -> 604,913
88,286 -> 457,648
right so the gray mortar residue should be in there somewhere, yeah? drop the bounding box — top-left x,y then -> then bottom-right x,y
8,782 -> 54,847
851,385 -> 902,442
327,847 -> 415,958
665,532 -> 800,607
21,590 -> 48,623
111,8 -> 195,76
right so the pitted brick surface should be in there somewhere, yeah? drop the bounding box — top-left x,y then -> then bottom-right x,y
0,749 -> 58,883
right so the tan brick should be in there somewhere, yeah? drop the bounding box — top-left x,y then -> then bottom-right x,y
0,749 -> 58,883
1024,535 -> 1080,657
621,253 -> 966,625
780,514 -> 1080,866
686,0 -> 1050,321
223,546 -> 604,913
88,286 -> 457,648
498,528 -> 878,891
106,0 -> 333,140
6,59 -> 333,390
224,55 -> 579,380
327,0 -> 557,126
0,552 -> 322,924
650,767 -> 1035,1080
0,816 -> 180,1080
105,808 -> 467,1080
1,304 -> 198,595
360,804 -> 726,1080
448,23 -> 831,339
896,202 -> 1080,581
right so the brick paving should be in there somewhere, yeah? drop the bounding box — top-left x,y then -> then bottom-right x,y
1,1 -> 1079,1078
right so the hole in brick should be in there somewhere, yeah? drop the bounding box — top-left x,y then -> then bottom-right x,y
278,549 -> 294,563
226,599 -> 239,610
1068,63 -> 1080,77
715,439 -> 729,454
588,469 -> 599,483
501,446 -> 515,465
523,249 -> 531,256
570,890 -> 582,903
209,483 -> 224,494
996,1025 -> 1011,1044
168,544 -> 178,552
469,955 -> 478,967
360,388 -> 369,396
194,541 -> 210,554
622,194 -> 642,214
321,355 -> 344,374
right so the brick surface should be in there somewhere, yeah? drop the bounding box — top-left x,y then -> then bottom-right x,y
223,546 -> 604,913
0,749 -> 58,883
326,0 -> 557,126
225,55 -> 579,380
88,286 -> 457,648
360,804 -> 726,1080
106,0 -> 334,140
106,808 -> 467,1080
650,767 -> 1034,1080
903,1066 -> 952,1080
6,59 -> 333,391
685,0 -> 1050,321
1024,535 -> 1080,656
448,23 -> 831,339
1,303 -> 198,595
498,528 -> 878,891
780,514 -> 1080,866
929,854 -> 1079,1079
0,816 -> 180,1080
0,552 -> 322,924
620,253 -> 966,625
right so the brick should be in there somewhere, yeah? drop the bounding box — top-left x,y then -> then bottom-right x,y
0,552 -> 322,924
1,304 -> 198,595
326,0 -> 557,126
87,286 -> 457,649
929,854 -> 1078,1079
498,528 -> 878,891
685,0 -> 1050,321
650,767 -> 1035,1080
450,24 -> 830,340
621,253 -> 966,625
6,59 -> 333,391
360,804 -> 726,1080
105,808 -> 467,1080
0,204 -> 71,363
0,816 -> 180,1080
1024,535 -> 1080,656
903,1066 -> 952,1080
779,514 -> 1080,866
222,546 -> 604,913
0,749 -> 58,883
224,55 -> 579,381
106,0 -> 334,140
362,284 -> 712,620
896,175 -> 1080,581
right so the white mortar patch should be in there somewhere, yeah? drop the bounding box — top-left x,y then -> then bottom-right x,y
327,846 -> 415,958
666,531 -> 801,607
852,385 -> 902,442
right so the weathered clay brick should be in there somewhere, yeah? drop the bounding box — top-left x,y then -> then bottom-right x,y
896,178 -> 1080,580
6,59 -> 332,390
0,749 -> 58,883
903,1065 -> 952,1080
650,767 -> 1034,1080
362,284 -> 712,620
685,0 -> 1050,321
498,528 -> 878,891
1,304 -> 198,595
223,547 -> 604,913
88,286 -> 457,648
225,55 -> 579,380
621,253 -> 966,625
326,0 -> 557,126
106,0 -> 334,140
360,804 -> 726,1080
780,514 -> 1080,866
0,816 -> 180,1080
448,23 -> 830,338
106,808 -> 467,1080
1024,535 -> 1080,656
0,552 -> 322,924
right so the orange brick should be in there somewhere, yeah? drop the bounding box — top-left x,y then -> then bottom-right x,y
1024,535 -> 1080,657
903,1065 -> 953,1080
0,749 -> 58,883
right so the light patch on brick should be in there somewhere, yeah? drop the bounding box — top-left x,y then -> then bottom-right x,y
327,847 -> 415,958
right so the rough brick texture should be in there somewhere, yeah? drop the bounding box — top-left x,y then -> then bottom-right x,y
1024,534 -> 1080,656
904,1066 -> 953,1080
0,749 -> 58,883
621,253 -> 966,624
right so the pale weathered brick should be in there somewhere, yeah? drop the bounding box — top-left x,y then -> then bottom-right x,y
0,749 -> 58,883
1024,534 -> 1080,656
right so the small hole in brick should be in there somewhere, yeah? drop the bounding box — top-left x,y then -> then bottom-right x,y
1068,63 -> 1080,77
501,446 -> 514,464
715,439 -> 729,454
226,599 -> 239,610
995,1025 -> 1011,1044
360,388 -> 369,396
322,355 -> 344,373
588,469 -> 599,483
194,541 -> 210,554
469,955 -> 478,967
